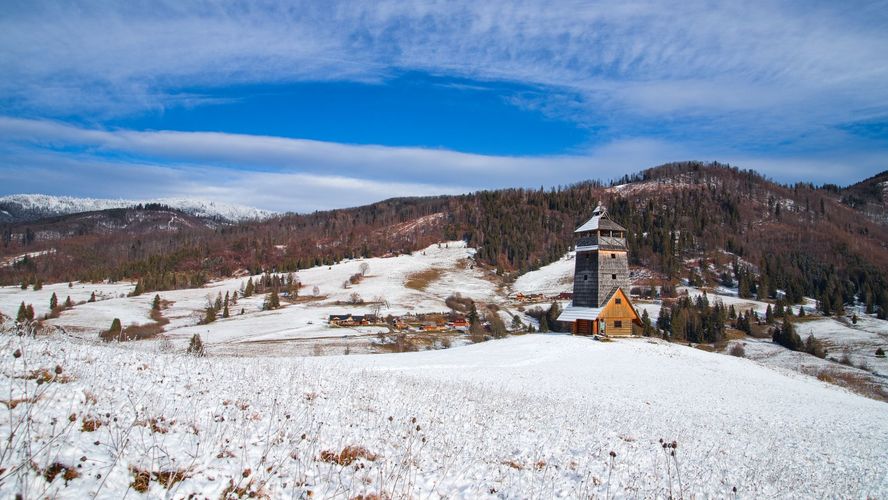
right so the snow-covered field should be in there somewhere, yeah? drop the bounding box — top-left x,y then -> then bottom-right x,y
0,333 -> 885,498
512,252 -> 575,296
1,242 -> 505,355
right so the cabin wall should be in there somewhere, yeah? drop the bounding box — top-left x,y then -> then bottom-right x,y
599,291 -> 638,336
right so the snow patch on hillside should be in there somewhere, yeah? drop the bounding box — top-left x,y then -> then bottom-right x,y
512,252 -> 575,295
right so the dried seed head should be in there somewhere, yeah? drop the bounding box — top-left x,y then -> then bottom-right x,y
13,349 -> 21,358
55,365 -> 63,374
609,451 -> 616,458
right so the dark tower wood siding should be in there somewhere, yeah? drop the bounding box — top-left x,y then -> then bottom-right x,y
571,205 -> 631,308
573,250 -> 599,307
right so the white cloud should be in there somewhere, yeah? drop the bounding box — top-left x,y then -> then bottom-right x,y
1,0 -> 886,129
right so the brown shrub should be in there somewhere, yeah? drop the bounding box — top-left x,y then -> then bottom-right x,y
42,462 -> 79,485
728,343 -> 746,357
22,367 -> 73,384
501,460 -> 523,470
136,417 -> 170,434
351,494 -> 389,500
81,417 -> 102,432
405,269 -> 443,291
130,466 -> 189,492
320,446 -> 378,466
1,396 -> 39,409
810,369 -> 888,402
100,309 -> 170,342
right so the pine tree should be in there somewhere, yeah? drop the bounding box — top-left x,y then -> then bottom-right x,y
49,292 -> 58,310
25,305 -> 34,321
641,309 -> 653,336
263,288 -> 281,310
187,334 -> 205,357
765,304 -> 774,324
33,279 -> 43,291
202,306 -> 216,324
152,294 -> 161,311
510,314 -> 523,331
546,301 -> 561,333
468,302 -> 479,326
65,296 -> 73,308
657,305 -> 671,334
539,314 -> 549,333
244,278 -> 254,297
88,292 -> 96,303
17,302 -> 27,322
109,318 -> 122,339
214,292 -> 223,312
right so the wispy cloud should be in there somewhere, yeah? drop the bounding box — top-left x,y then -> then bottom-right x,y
2,0 -> 887,130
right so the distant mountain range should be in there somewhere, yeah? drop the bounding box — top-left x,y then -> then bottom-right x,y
0,194 -> 274,224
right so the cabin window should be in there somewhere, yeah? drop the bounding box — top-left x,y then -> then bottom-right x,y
583,274 -> 588,281
611,253 -> 616,259
615,298 -> 622,304
614,320 -> 623,328
611,274 -> 617,280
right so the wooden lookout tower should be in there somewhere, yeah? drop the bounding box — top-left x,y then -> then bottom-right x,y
557,203 -> 641,336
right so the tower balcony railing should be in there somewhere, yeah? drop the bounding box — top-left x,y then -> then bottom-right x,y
576,235 -> 627,250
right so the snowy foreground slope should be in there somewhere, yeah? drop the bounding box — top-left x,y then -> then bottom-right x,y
1,334 -> 885,498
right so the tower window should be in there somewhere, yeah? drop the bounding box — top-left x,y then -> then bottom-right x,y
584,275 -> 588,281
611,274 -> 617,280
611,253 -> 616,259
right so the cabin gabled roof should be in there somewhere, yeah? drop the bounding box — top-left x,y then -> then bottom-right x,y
575,203 -> 627,233
556,287 -> 640,324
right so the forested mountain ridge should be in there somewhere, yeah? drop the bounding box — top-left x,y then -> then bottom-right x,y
2,162 -> 887,313
837,170 -> 888,225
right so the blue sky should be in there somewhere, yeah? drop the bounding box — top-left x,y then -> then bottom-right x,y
1,0 -> 887,212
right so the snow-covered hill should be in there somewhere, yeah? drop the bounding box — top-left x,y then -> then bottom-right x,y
0,333 -> 885,498
0,194 -> 274,223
